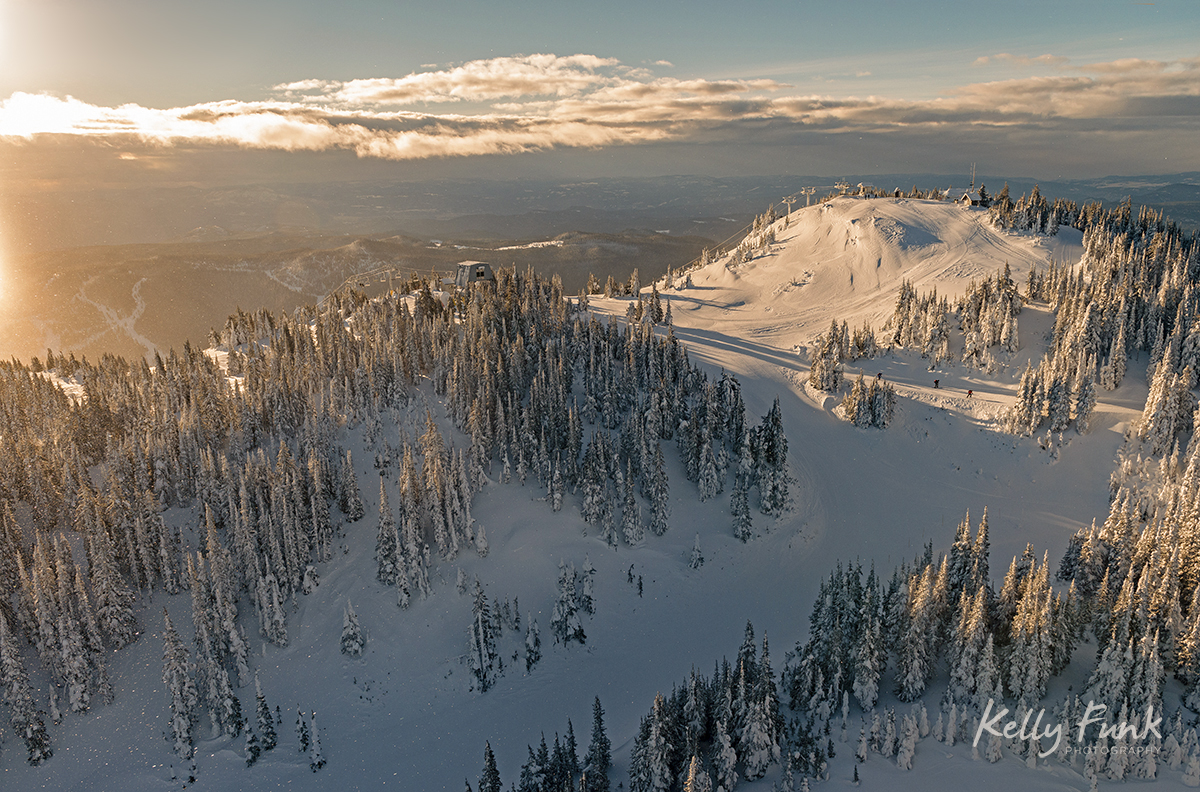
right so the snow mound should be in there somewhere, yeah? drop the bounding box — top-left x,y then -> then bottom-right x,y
676,196 -> 1082,347
870,215 -> 939,249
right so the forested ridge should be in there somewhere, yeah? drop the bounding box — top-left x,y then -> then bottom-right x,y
0,263 -> 789,774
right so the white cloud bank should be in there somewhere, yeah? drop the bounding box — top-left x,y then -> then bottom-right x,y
2,53 -> 1198,162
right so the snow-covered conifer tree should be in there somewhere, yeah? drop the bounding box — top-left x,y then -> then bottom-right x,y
376,477 -> 400,583
341,601 -> 366,657
524,616 -> 542,673
970,509 -> 991,592
309,710 -> 325,771
731,471 -> 752,542
551,460 -> 564,512
868,379 -> 896,427
342,450 -> 364,521
1046,375 -> 1071,432
740,691 -> 779,779
467,581 -> 498,692
1007,556 -> 1052,705
1184,747 -> 1200,785
1103,322 -> 1128,391
551,562 -> 585,645
711,717 -> 738,792
310,451 -> 333,562
683,754 -> 712,792
580,557 -> 596,616
644,693 -> 674,792
245,727 -> 261,767
0,613 -> 52,765
475,523 -> 489,558
622,477 -> 644,546
843,374 -> 866,426
947,512 -> 974,599
895,714 -> 917,770
72,567 -> 113,703
516,744 -> 541,792
881,707 -> 897,757
895,566 -> 934,701
161,610 -> 198,764
480,741 -> 502,792
396,537 -> 412,608
756,398 -> 788,514
648,444 -> 670,536
1074,367 -> 1098,433
852,609 -> 883,710
584,696 -> 611,792
580,440 -> 606,526
689,534 -> 704,569
975,633 -> 1002,712
87,527 -> 137,648
947,586 -> 987,706
258,559 -> 289,646
296,708 -> 310,753
598,484 -> 617,549
57,604 -> 91,713
254,670 -> 277,751
808,328 -> 841,392
697,433 -> 720,501
1005,363 -> 1038,435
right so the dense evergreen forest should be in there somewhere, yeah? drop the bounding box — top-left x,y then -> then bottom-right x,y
0,262 -> 789,774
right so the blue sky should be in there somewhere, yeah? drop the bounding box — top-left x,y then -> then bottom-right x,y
2,1 -> 1191,104
0,0 -> 1198,181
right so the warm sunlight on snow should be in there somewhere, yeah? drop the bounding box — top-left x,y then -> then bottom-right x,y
0,228 -> 20,319
1,0 -> 1199,786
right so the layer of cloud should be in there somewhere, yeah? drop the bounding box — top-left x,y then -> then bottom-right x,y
974,52 -> 1069,67
2,54 -> 1198,163
276,54 -> 627,105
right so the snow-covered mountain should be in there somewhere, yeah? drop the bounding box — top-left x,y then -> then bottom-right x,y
3,192 -> 1196,792
678,196 -> 1082,343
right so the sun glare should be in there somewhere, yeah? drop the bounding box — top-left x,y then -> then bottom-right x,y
0,228 -> 13,315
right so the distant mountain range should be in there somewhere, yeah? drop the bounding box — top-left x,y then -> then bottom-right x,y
3,172 -> 1197,365
9,172 -> 1199,254
0,228 -> 711,364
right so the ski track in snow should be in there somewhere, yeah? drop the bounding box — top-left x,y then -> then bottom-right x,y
74,276 -> 159,360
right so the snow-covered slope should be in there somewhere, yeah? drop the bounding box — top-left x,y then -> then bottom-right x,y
676,196 -> 1081,347
2,197 -> 1163,792
593,197 -> 1128,598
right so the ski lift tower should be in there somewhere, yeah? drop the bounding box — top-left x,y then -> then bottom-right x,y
782,195 -> 797,220
802,186 -> 817,206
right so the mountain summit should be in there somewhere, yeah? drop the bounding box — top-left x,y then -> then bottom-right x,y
679,196 -> 1082,347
